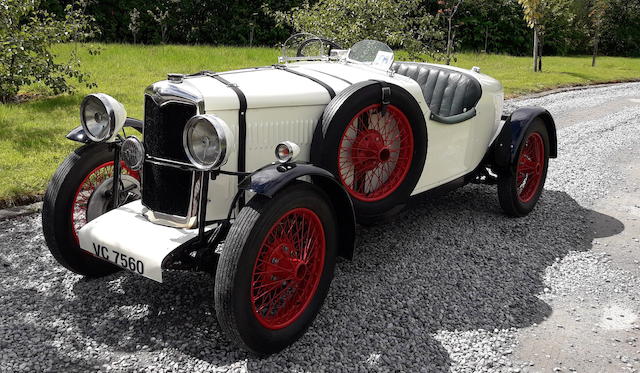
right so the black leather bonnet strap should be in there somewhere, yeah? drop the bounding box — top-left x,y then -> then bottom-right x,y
302,67 -> 353,85
201,71 -> 248,207
273,65 -> 336,99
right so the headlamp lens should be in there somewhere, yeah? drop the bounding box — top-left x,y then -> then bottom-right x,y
81,95 -> 111,141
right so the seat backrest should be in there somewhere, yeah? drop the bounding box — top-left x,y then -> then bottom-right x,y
392,62 -> 482,117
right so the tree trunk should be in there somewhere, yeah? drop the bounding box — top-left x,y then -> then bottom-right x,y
538,34 -> 543,72
446,17 -> 453,65
533,28 -> 539,72
484,25 -> 489,53
592,29 -> 600,67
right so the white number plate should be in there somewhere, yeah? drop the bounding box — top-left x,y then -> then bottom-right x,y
89,242 -> 146,275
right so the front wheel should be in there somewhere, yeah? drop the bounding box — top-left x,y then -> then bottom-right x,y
214,183 -> 337,355
42,143 -> 140,277
497,119 -> 550,216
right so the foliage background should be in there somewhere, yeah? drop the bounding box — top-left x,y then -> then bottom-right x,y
39,0 -> 640,57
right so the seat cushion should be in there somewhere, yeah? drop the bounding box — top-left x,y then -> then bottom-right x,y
392,62 -> 482,118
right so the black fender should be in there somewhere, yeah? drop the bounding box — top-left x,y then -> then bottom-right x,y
492,107 -> 557,171
66,117 -> 144,143
242,162 -> 356,260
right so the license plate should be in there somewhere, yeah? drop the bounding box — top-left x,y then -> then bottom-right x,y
89,242 -> 146,276
77,201 -> 205,283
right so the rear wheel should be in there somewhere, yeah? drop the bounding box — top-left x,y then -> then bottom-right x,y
498,119 -> 550,216
215,183 -> 337,355
42,143 -> 140,277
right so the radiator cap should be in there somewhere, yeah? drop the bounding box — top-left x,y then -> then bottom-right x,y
167,73 -> 184,83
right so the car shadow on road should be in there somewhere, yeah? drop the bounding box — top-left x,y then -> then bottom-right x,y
60,185 -> 624,371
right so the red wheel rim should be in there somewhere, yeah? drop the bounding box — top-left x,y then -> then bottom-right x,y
71,162 -> 139,243
338,104 -> 414,202
250,208 -> 326,330
516,132 -> 545,203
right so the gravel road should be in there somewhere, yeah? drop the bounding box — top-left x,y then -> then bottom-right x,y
2,83 -> 640,372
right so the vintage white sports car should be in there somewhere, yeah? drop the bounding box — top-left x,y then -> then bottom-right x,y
42,34 -> 557,355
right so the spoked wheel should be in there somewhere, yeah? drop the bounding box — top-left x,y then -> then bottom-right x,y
314,83 -> 427,223
42,143 -> 141,277
215,183 -> 337,355
516,132 -> 544,203
498,119 -> 550,216
338,104 -> 414,202
71,161 -> 140,242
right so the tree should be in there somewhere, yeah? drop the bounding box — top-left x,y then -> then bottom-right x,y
597,0 -> 640,57
438,0 -> 464,65
457,0 -> 531,56
588,0 -> 608,66
518,0 -> 543,71
517,0 -> 574,71
475,0 -> 494,53
147,6 -> 170,44
0,0 -> 98,103
128,8 -> 140,44
267,0 -> 444,60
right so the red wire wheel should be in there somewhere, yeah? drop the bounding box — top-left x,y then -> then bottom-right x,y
337,104 -> 414,202
250,207 -> 326,329
71,161 -> 139,242
516,132 -> 545,203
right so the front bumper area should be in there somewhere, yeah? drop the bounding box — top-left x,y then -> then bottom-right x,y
77,201 -> 202,282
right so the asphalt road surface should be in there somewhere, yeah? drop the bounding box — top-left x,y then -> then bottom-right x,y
1,83 -> 639,372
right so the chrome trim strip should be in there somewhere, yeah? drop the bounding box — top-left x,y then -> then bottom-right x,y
146,155 -> 197,170
142,81 -> 206,228
142,171 -> 202,228
144,81 -> 205,113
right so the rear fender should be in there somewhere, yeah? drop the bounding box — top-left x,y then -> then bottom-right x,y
492,107 -> 557,172
66,117 -> 144,143
242,163 -> 356,259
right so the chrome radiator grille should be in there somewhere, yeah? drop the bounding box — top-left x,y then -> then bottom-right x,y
141,96 -> 197,217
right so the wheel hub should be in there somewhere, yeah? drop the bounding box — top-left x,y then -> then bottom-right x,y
351,129 -> 389,171
337,104 -> 415,202
293,260 -> 307,280
86,175 -> 141,222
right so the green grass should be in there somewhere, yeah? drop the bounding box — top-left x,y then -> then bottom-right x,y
1,43 -> 639,207
453,54 -> 640,97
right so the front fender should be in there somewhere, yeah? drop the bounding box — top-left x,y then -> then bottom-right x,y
493,107 -> 558,170
242,163 -> 356,259
66,117 -> 144,143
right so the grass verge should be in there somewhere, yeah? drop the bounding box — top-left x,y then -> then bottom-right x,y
1,43 -> 639,208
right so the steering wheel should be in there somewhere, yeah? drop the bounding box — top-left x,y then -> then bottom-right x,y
296,38 -> 342,57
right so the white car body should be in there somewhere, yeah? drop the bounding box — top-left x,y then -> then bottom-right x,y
157,61 -> 504,222
78,59 -> 505,282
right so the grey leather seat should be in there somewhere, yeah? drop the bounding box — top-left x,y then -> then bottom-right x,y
391,62 -> 482,124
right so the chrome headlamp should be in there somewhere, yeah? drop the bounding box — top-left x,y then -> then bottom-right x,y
183,114 -> 234,170
80,93 -> 127,142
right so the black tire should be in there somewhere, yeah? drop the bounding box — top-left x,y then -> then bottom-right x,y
215,183 -> 337,355
312,82 -> 427,223
498,119 -> 550,217
42,143 -> 122,277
